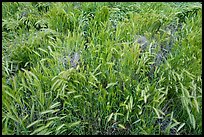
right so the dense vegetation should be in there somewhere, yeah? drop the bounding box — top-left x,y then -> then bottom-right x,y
2,2 -> 202,135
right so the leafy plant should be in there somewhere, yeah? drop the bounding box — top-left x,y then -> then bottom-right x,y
2,2 -> 202,135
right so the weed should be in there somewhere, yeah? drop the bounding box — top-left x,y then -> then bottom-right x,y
2,2 -> 202,135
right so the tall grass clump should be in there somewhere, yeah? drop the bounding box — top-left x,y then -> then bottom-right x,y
2,2 -> 202,135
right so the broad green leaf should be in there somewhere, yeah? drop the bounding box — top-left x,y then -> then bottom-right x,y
69,121 -> 81,128
30,103 -> 35,122
158,109 -> 165,116
193,98 -> 199,113
51,79 -> 63,91
93,64 -> 102,74
22,114 -> 29,122
132,119 -> 141,125
47,116 -> 59,121
177,123 -> 185,132
40,109 -> 59,115
48,46 -> 53,53
189,114 -> 196,129
32,50 -> 41,57
67,90 -> 77,94
126,111 -> 130,121
27,120 -> 43,128
130,95 -> 133,110
38,47 -> 48,54
144,94 -> 147,104
57,124 -> 66,131
153,107 -> 162,119
73,95 -> 83,98
50,102 -> 61,109
118,124 -> 126,129
106,82 -> 118,89
107,113 -> 114,123
31,126 -> 47,135
88,81 -> 98,88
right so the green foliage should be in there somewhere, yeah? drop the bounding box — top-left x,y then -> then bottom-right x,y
2,2 -> 202,135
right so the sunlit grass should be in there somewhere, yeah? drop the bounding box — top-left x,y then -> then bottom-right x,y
2,2 -> 202,135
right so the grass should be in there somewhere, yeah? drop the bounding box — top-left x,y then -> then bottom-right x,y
2,2 -> 202,135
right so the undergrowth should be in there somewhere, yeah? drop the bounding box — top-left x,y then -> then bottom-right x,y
2,2 -> 202,135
